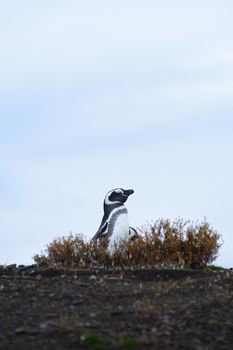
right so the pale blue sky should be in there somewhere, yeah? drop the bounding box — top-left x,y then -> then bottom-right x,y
1,1 -> 233,266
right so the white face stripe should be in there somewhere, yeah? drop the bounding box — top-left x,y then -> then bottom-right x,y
107,206 -> 126,224
104,188 -> 124,205
99,206 -> 127,232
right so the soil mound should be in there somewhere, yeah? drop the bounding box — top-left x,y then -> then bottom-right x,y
0,265 -> 232,349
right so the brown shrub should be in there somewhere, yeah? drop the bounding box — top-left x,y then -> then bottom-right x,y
34,218 -> 222,269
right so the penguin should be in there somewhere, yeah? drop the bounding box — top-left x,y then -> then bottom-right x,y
92,188 -> 138,253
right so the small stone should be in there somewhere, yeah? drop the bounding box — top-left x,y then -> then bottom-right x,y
15,327 -> 26,334
40,322 -> 48,329
89,275 -> 97,280
18,264 -> 35,271
6,264 -> 17,269
118,305 -> 124,312
151,327 -> 157,333
80,334 -> 85,342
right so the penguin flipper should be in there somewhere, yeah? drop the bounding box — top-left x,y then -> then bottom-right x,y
129,227 -> 137,234
92,221 -> 108,241
129,227 -> 139,241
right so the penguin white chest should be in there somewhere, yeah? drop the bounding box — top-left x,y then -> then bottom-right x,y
108,213 -> 129,253
112,212 -> 129,237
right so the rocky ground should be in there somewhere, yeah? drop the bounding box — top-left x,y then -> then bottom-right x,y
0,265 -> 233,350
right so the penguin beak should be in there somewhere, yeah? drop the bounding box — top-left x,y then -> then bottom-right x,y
124,189 -> 134,196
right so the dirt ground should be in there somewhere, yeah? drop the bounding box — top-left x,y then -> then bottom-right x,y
0,265 -> 233,350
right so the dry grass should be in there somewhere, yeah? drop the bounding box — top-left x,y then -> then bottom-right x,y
34,218 -> 222,269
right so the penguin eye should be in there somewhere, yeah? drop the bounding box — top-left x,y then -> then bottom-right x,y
109,191 -> 122,202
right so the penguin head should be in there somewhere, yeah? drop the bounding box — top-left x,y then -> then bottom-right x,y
104,188 -> 134,206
